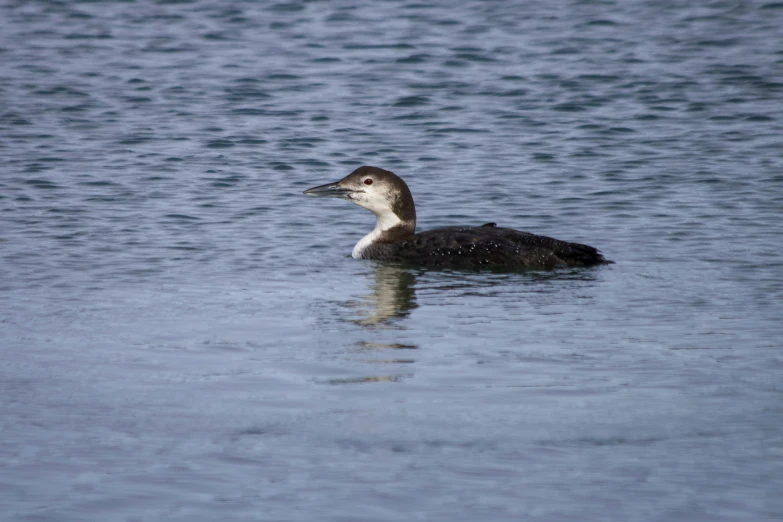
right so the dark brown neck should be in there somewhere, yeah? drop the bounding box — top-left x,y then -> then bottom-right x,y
376,222 -> 415,243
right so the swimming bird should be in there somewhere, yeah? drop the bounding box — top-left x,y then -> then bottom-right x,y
304,166 -> 612,269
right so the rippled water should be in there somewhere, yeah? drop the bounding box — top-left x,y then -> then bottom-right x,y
2,1 -> 783,521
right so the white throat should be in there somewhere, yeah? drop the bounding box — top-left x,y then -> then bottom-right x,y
352,210 -> 401,259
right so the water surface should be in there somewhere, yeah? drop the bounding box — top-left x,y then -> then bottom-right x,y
2,1 -> 782,521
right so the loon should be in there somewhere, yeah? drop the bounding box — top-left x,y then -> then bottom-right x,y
304,166 -> 612,269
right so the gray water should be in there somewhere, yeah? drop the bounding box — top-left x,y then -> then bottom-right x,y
2,1 -> 783,521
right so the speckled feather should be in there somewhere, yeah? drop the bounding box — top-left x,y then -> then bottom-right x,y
361,223 -> 609,269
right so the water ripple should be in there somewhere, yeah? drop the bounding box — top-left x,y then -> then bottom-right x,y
1,1 -> 782,520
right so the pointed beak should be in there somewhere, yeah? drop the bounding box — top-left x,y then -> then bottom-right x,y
303,181 -> 355,198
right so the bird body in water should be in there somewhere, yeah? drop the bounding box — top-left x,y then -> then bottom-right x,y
304,166 -> 612,269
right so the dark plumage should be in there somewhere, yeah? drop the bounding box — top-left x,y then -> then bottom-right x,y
363,225 -> 608,269
304,166 -> 612,269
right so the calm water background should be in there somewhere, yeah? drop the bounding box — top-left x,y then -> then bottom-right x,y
2,1 -> 783,521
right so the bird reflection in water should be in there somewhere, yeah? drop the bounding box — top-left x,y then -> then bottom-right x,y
348,263 -> 418,328
329,264 -> 604,385
329,264 -> 420,384
323,375 -> 404,385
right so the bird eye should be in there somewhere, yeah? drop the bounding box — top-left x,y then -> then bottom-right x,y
364,178 -> 373,185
